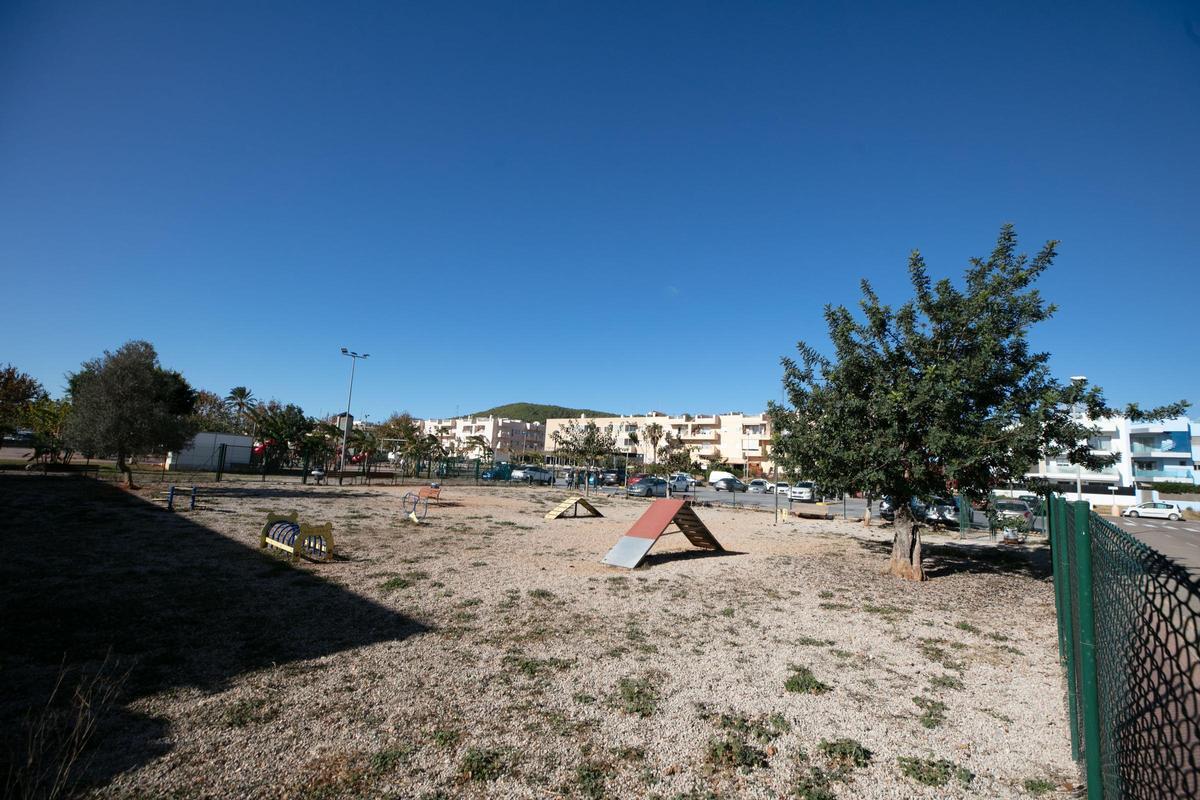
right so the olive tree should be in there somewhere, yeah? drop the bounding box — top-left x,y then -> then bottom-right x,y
64,341 -> 197,487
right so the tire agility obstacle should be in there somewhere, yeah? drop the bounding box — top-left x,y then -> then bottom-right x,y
259,511 -> 335,562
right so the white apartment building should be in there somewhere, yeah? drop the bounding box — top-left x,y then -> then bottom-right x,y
1024,414 -> 1198,503
544,411 -> 774,473
421,416 -> 546,462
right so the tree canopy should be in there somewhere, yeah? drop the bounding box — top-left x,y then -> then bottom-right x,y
769,225 -> 1188,580
64,341 -> 198,486
0,364 -> 46,438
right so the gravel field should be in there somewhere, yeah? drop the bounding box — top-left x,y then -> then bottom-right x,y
1,478 -> 1078,799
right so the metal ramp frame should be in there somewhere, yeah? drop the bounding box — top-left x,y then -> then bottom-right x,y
545,495 -> 604,520
602,498 -> 723,569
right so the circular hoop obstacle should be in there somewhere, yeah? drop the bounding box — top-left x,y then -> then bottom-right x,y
402,492 -> 429,521
259,511 -> 335,562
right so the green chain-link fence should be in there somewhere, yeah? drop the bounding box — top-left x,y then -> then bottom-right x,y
1049,494 -> 1200,799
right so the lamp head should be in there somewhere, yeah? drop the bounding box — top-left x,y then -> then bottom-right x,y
341,347 -> 349,355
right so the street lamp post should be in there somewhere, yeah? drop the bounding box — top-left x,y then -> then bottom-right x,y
340,348 -> 369,480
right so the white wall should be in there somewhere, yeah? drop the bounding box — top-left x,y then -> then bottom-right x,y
167,432 -> 253,470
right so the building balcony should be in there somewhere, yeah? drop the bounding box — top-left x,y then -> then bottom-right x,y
1133,467 -> 1196,481
684,430 -> 718,441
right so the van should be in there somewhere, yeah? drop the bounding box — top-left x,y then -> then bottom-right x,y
708,470 -> 736,486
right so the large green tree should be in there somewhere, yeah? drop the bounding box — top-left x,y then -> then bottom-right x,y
769,225 -> 1188,580
64,341 -> 198,487
191,390 -> 240,433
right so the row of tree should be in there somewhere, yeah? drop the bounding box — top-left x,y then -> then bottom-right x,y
0,342 -> 449,487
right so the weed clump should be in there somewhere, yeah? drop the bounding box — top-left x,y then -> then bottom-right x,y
897,756 -> 973,787
458,747 -> 508,782
613,674 -> 660,717
1024,777 -> 1057,795
784,665 -> 830,695
818,738 -> 872,770
913,696 -> 948,728
705,736 -> 768,771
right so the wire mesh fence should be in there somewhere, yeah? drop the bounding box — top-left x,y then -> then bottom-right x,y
1050,494 -> 1200,799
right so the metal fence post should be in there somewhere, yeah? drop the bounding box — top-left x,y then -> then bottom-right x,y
1072,501 -> 1104,798
1052,496 -> 1082,761
215,444 -> 226,483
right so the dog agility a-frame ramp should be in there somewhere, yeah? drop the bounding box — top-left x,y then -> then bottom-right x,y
602,498 -> 723,568
545,495 -> 603,520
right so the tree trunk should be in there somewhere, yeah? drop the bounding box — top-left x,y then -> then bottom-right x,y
116,450 -> 138,489
888,505 -> 926,581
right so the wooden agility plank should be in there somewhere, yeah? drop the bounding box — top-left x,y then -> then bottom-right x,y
602,499 -> 723,568
545,495 -> 604,520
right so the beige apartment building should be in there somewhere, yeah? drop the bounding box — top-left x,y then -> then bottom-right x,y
543,411 -> 774,473
421,416 -> 545,461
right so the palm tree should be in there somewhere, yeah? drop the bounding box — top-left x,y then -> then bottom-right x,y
225,386 -> 256,434
643,422 -> 664,465
465,434 -> 493,462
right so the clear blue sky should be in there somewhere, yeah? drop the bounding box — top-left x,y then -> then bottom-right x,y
3,1 -> 1198,420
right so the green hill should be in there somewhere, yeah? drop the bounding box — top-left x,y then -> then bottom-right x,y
469,402 -> 619,424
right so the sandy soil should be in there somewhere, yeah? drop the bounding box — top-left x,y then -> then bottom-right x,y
1,479 -> 1078,798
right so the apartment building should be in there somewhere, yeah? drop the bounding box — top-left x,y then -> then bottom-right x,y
543,411 -> 774,473
1025,414 -> 1198,498
421,416 -> 546,461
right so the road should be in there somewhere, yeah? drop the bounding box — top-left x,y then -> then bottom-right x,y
1105,515 -> 1200,574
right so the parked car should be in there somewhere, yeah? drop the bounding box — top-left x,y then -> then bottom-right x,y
601,470 -> 624,486
789,481 -> 816,502
879,496 -> 927,521
480,464 -> 512,481
713,477 -> 749,492
670,472 -> 698,489
627,473 -> 650,487
767,481 -> 789,494
708,470 -> 737,486
924,497 -> 960,528
668,474 -> 692,493
991,499 -> 1034,530
1122,502 -> 1184,521
746,478 -> 772,493
627,476 -> 668,497
525,466 -> 554,485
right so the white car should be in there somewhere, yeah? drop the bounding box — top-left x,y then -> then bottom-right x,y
789,481 -> 815,502
1123,502 -> 1183,521
747,479 -> 772,493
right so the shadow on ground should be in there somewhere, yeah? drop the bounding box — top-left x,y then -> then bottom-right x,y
641,548 -> 747,567
0,477 -> 427,792
856,537 -> 1053,580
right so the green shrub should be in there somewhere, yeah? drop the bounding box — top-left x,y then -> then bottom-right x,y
897,756 -> 973,787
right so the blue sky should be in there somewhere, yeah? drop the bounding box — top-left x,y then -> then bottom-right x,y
3,1 -> 1198,420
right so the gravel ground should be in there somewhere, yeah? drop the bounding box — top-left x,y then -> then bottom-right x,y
1,479 -> 1079,798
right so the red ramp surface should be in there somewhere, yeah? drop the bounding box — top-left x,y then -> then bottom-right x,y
602,499 -> 723,568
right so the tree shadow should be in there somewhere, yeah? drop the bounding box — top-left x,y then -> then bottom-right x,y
854,537 -> 1053,580
0,478 -> 428,791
